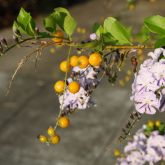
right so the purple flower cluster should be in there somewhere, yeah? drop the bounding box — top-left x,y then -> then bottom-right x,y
59,66 -> 99,111
131,48 -> 165,114
116,123 -> 165,165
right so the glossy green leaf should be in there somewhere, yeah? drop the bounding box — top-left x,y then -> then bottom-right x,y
43,15 -> 56,32
144,15 -> 165,35
16,8 -> 36,36
64,15 -> 77,37
102,33 -> 117,45
104,17 -> 131,45
48,7 -> 77,36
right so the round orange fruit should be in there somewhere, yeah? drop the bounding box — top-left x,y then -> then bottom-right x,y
50,135 -> 60,144
54,80 -> 65,93
70,55 -> 79,67
38,135 -> 47,143
78,55 -> 89,69
58,116 -> 70,128
68,81 -> 80,94
52,30 -> 64,45
47,126 -> 55,136
89,52 -> 102,66
60,60 -> 70,72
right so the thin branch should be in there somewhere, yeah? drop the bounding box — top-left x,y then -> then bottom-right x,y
54,45 -> 72,130
6,49 -> 38,95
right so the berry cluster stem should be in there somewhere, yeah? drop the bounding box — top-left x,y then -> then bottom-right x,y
54,45 -> 72,130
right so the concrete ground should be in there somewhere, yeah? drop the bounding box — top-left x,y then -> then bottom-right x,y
0,0 -> 165,164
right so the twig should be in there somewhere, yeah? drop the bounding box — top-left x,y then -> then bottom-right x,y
54,45 -> 72,130
6,49 -> 38,95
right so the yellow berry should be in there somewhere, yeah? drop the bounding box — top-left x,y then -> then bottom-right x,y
78,55 -> 89,69
137,49 -> 143,56
155,120 -> 161,128
52,30 -> 64,45
128,4 -> 135,10
114,149 -> 121,157
68,81 -> 80,94
147,120 -> 154,128
60,60 -> 71,73
54,80 -> 65,93
81,28 -> 86,34
50,48 -> 55,54
89,52 -> 102,67
47,126 -> 55,136
58,116 -> 70,128
77,27 -> 81,33
119,80 -> 125,87
39,135 -> 47,143
127,70 -> 132,76
50,135 -> 60,144
70,55 -> 79,67
125,76 -> 130,82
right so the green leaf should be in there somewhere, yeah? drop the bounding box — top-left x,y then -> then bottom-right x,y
144,15 -> 165,35
26,19 -> 36,36
54,7 -> 71,16
17,8 -> 31,29
64,15 -> 77,37
104,17 -> 132,45
43,15 -> 56,32
16,8 -> 36,36
78,41 -> 100,49
155,37 -> 165,48
159,124 -> 165,134
92,23 -> 104,37
46,7 -> 77,36
102,33 -> 117,45
136,25 -> 150,43
13,21 -> 19,32
53,7 -> 70,29
39,32 -> 51,38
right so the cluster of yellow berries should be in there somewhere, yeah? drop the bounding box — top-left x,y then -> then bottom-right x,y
38,116 -> 70,145
147,120 -> 161,129
38,31 -> 103,145
54,52 -> 102,94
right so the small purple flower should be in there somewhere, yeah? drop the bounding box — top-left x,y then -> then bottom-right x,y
151,62 -> 165,86
134,91 -> 160,114
126,151 -> 146,165
90,33 -> 97,40
131,48 -> 165,114
134,72 -> 158,93
146,133 -> 165,163
116,124 -> 165,165
59,87 -> 91,110
148,48 -> 164,61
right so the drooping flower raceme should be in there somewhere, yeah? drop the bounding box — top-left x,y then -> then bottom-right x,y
131,48 -> 165,114
116,121 -> 165,165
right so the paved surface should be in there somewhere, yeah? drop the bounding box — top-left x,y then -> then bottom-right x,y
0,0 -> 165,165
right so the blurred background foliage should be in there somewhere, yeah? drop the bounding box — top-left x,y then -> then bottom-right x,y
0,0 -> 88,28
